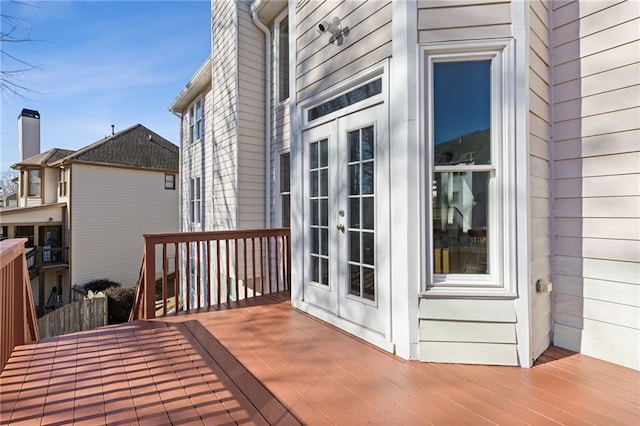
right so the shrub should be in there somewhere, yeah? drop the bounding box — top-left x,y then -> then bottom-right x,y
83,278 -> 121,294
105,286 -> 136,325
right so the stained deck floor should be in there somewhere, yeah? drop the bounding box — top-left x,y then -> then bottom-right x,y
1,292 -> 639,425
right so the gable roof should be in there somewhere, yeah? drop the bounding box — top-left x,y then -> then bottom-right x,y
56,124 -> 178,171
14,124 -> 179,172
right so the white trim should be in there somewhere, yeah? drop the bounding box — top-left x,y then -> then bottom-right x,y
300,62 -> 387,130
420,38 -> 518,298
390,0 -> 420,360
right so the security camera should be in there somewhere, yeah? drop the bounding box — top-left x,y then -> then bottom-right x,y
318,17 -> 341,36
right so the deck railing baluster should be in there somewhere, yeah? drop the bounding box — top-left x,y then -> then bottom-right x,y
130,229 -> 290,319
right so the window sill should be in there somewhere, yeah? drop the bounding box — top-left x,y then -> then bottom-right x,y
421,286 -> 517,299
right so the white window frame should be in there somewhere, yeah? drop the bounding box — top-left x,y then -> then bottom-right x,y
276,149 -> 291,227
188,98 -> 204,144
189,177 -> 201,225
274,9 -> 289,105
420,39 -> 517,297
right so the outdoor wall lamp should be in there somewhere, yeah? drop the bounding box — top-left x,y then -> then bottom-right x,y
318,17 -> 343,43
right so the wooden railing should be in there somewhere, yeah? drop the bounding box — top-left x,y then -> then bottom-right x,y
130,228 -> 290,320
1,239 -> 39,371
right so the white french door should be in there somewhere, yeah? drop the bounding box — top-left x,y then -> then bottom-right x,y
302,104 -> 389,336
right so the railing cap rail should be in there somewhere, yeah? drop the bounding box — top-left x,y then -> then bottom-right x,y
0,238 -> 28,266
143,228 -> 290,245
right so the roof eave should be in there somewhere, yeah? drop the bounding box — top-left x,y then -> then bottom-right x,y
251,0 -> 287,23
168,56 -> 212,113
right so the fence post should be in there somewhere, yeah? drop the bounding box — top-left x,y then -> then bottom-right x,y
144,237 -> 156,319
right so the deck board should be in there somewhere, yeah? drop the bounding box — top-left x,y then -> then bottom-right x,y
1,292 -> 639,425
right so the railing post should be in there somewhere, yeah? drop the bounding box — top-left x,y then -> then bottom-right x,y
144,238 -> 156,319
12,247 -> 25,348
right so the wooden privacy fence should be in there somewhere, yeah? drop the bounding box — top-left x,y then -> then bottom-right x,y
131,228 -> 290,320
38,294 -> 108,339
0,239 -> 39,371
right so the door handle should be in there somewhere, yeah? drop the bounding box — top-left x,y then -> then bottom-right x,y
336,224 -> 345,233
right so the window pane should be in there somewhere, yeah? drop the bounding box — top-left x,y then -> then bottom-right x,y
362,197 -> 374,230
349,165 -> 359,195
281,195 -> 290,227
311,200 -> 318,225
362,126 -> 374,160
349,198 -> 360,228
433,61 -> 491,166
349,231 -> 360,262
311,256 -> 319,282
363,232 -> 374,266
348,130 -> 359,162
362,162 -> 374,194
321,228 -> 328,256
320,199 -> 328,226
362,267 -> 375,301
310,142 -> 318,168
280,153 -> 290,192
311,228 -> 319,254
321,258 -> 329,286
432,171 -> 489,274
320,140 -> 328,167
320,169 -> 328,197
310,171 -> 318,197
278,16 -> 289,102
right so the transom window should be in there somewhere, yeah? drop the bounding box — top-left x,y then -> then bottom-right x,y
308,78 -> 382,122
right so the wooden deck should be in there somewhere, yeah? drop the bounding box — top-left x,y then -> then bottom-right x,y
1,292 -> 639,425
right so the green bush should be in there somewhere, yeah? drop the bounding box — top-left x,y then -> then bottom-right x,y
83,278 -> 121,294
105,286 -> 136,325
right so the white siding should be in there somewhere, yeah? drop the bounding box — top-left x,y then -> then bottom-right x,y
529,0 -> 552,361
70,164 -> 179,287
295,0 -> 392,102
43,167 -> 58,204
419,298 -> 519,365
237,0 -> 266,229
210,0 -> 240,230
550,0 -> 640,370
417,0 -> 512,43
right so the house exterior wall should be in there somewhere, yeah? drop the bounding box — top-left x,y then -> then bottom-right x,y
43,167 -> 58,205
550,0 -> 640,370
210,0 -> 241,231
528,0 -> 552,361
70,164 -> 179,287
237,0 -> 266,229
416,0 -> 522,365
295,0 -> 392,103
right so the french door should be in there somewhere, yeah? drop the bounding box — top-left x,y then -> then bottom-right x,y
302,104 -> 388,335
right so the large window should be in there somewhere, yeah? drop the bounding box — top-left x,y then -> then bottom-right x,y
27,169 -> 41,197
279,151 -> 290,227
165,174 -> 176,190
189,177 -> 201,224
423,40 -> 514,294
15,226 -> 34,248
275,11 -> 289,103
189,99 -> 204,144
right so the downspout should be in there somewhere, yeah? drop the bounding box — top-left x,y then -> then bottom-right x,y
252,10 -> 272,229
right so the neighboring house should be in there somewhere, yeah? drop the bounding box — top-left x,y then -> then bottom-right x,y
170,0 -> 639,370
0,124 -> 179,309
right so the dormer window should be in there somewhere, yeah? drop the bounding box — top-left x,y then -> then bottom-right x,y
59,168 -> 69,197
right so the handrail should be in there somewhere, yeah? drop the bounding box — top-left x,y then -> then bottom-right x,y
1,239 -> 39,371
130,228 -> 290,320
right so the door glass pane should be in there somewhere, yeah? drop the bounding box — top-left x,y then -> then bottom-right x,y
432,171 -> 489,274
362,162 -> 374,194
346,124 -> 376,302
362,267 -> 375,301
349,198 -> 360,228
348,130 -> 360,162
349,232 -> 360,262
349,264 -> 360,296
309,138 -> 330,287
362,126 -> 374,160
349,165 -> 359,195
433,60 -> 491,166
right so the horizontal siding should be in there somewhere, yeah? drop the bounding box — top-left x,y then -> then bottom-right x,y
295,0 -> 392,102
418,0 -> 512,42
419,298 -> 518,365
530,0 -> 552,361
209,0 -> 239,230
70,164 -> 178,287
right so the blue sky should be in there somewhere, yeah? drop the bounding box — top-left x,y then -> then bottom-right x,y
1,0 -> 211,171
